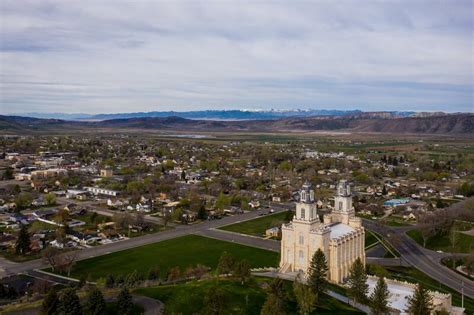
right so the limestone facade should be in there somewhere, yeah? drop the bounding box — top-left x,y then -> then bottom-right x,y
280,180 -> 365,283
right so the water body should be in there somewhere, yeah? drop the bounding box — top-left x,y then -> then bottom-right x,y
167,134 -> 216,139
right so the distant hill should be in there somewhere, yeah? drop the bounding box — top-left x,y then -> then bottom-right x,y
22,109 -> 367,121
1,113 -> 472,135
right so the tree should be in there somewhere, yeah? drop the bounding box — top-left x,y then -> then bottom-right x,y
307,249 -> 328,303
347,258 -> 369,304
193,264 -> 208,280
45,192 -> 57,206
125,270 -> 140,288
116,287 -> 133,315
84,286 -> 106,315
369,277 -> 390,315
233,259 -> 251,284
105,274 -> 115,288
167,266 -> 181,284
15,224 -> 31,255
43,247 -> 61,271
57,288 -> 82,315
204,284 -> 226,315
14,192 -> 32,209
197,204 -> 207,220
216,251 -> 235,275
41,288 -> 59,315
147,267 -> 158,281
293,273 -> 316,315
449,225 -> 459,268
406,284 -> 433,315
261,293 -> 287,315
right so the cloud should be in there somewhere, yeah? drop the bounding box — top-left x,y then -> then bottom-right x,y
0,0 -> 472,114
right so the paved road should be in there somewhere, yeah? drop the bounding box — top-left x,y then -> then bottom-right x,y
363,219 -> 474,298
0,204 -> 291,276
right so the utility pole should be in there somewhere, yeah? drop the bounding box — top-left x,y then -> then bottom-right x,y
461,280 -> 464,309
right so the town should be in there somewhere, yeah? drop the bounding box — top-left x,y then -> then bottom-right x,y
0,132 -> 472,314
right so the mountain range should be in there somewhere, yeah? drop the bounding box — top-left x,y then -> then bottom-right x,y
1,112 -> 472,135
15,109 -> 421,121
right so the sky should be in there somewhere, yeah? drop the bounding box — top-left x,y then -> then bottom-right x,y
0,0 -> 473,115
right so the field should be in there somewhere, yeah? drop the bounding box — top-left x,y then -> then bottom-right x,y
134,277 -> 363,315
370,265 -> 474,313
63,235 -> 279,280
406,229 -> 474,253
218,211 -> 290,237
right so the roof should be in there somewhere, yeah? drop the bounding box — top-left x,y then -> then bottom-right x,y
329,223 -> 355,239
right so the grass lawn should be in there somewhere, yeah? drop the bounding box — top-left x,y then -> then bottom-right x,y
134,277 -> 363,315
218,211 -> 290,237
407,229 -> 474,253
364,230 -> 379,248
63,235 -> 279,280
370,265 -> 474,313
382,216 -> 413,227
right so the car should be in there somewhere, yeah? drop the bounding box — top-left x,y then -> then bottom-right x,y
270,209 -> 275,213
436,250 -> 444,253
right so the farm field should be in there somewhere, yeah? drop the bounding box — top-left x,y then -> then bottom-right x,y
58,235 -> 279,280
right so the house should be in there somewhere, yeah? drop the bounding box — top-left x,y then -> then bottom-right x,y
100,169 -> 113,177
249,200 -> 260,209
265,226 -> 280,237
84,186 -> 120,197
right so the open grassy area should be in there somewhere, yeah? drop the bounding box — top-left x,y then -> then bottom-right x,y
382,216 -> 413,227
134,277 -> 363,315
369,265 -> 474,313
407,229 -> 474,253
63,235 -> 279,280
218,211 -> 290,237
364,230 -> 379,249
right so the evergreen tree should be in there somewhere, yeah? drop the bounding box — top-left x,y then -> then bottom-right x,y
261,293 -> 287,315
197,204 -> 207,220
204,284 -> 226,315
105,274 -> 115,288
347,258 -> 369,304
41,288 -> 59,315
147,267 -> 158,281
233,259 -> 251,284
307,249 -> 328,303
406,284 -> 433,315
216,251 -> 235,275
15,224 -> 31,255
369,277 -> 390,315
293,273 -> 316,315
260,277 -> 287,315
116,287 -> 133,315
57,288 -> 82,315
84,286 -> 106,315
382,185 -> 387,195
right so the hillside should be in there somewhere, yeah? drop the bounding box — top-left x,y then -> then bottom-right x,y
0,113 -> 472,135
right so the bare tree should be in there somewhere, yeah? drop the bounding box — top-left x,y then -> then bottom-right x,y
42,247 -> 61,272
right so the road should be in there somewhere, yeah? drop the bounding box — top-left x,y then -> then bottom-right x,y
3,198 -> 473,299
363,219 -> 474,298
0,204 -> 291,276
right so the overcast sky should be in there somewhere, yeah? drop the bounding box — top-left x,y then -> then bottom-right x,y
1,0 -> 472,114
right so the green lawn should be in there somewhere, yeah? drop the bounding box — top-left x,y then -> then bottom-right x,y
134,278 -> 363,315
407,229 -> 474,253
369,265 -> 474,313
364,230 -> 379,248
63,235 -> 279,280
382,216 -> 413,227
218,211 -> 290,237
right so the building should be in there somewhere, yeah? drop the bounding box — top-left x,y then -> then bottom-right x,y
100,168 -> 113,177
280,180 -> 365,283
84,186 -> 120,197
